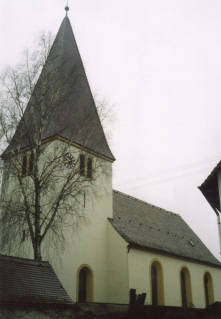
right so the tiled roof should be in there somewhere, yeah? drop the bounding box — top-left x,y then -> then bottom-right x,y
2,16 -> 115,161
0,254 -> 73,306
110,190 -> 221,267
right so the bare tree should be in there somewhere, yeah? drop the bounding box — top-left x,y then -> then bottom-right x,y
0,29 -> 114,261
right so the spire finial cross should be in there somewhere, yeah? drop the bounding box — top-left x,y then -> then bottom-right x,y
65,0 -> 69,16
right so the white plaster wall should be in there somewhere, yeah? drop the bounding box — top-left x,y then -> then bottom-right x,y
107,222 -> 129,304
127,247 -> 221,308
52,178 -> 113,302
43,141 -> 114,303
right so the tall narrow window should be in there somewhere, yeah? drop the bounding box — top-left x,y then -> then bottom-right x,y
204,272 -> 214,307
80,155 -> 85,176
77,265 -> 93,302
180,267 -> 192,307
87,157 -> 92,178
28,153 -> 34,175
79,269 -> 87,302
181,270 -> 187,307
21,155 -> 28,176
150,260 -> 164,306
151,265 -> 158,305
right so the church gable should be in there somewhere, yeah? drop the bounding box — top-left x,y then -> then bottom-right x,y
110,190 -> 221,267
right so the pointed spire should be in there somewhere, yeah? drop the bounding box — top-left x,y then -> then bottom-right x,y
3,16 -> 115,161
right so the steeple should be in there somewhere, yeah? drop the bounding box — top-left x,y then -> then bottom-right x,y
65,4 -> 69,16
3,14 -> 115,161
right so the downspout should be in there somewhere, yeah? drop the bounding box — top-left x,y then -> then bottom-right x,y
217,213 -> 221,254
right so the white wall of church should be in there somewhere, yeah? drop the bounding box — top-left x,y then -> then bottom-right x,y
127,247 -> 221,308
107,222 -> 129,304
46,142 -> 114,303
52,177 -> 113,302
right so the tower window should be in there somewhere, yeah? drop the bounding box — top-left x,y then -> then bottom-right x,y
87,157 -> 93,178
80,154 -> 85,176
21,155 -> 28,176
28,153 -> 34,174
21,154 -> 34,177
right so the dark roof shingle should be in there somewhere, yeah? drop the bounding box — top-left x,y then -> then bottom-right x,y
0,254 -> 73,306
110,190 -> 221,267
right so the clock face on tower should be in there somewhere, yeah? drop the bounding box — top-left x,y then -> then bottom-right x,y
63,153 -> 75,169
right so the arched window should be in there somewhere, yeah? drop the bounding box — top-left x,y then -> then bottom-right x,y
181,270 -> 187,307
87,157 -> 92,178
204,272 -> 214,307
151,264 -> 158,305
21,155 -> 28,176
79,269 -> 87,302
80,154 -> 85,176
150,260 -> 164,306
180,267 -> 192,307
77,265 -> 93,302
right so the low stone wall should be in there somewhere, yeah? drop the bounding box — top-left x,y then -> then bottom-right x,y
75,303 -> 200,319
75,302 -> 129,319
75,302 -> 221,319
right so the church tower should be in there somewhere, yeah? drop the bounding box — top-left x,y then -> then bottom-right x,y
0,8 -> 115,302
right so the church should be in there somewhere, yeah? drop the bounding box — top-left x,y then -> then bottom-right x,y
1,8 -> 221,310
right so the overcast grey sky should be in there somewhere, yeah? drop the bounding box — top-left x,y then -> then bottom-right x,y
1,0 -> 221,259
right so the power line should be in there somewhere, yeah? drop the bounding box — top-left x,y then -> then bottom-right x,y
92,166 -> 214,201
86,156 -> 219,200
113,156 -> 219,188
115,167 -> 212,193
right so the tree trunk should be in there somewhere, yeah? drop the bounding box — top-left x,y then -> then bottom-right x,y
34,179 -> 42,261
34,239 -> 42,260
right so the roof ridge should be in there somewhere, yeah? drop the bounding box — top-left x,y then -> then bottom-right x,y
113,189 -> 180,216
60,16 -> 67,63
0,254 -> 50,267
